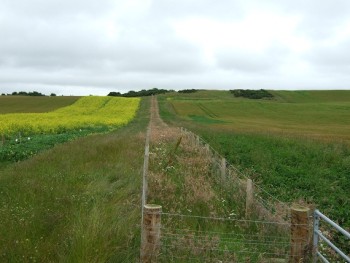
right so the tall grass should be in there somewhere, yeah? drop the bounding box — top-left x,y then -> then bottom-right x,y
0,98 -> 150,262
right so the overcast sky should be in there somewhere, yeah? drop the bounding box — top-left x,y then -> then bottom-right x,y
1,0 -> 350,95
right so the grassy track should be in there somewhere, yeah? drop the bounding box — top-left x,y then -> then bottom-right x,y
158,90 -> 350,228
0,97 -> 150,262
0,96 -> 80,113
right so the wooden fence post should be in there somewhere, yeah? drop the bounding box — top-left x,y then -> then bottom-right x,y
205,144 -> 210,154
290,205 -> 310,262
141,204 -> 162,263
191,133 -> 196,146
245,179 -> 253,218
221,157 -> 226,182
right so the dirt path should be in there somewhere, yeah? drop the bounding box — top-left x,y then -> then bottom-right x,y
149,96 -> 179,143
147,96 -> 218,212
150,95 -> 167,128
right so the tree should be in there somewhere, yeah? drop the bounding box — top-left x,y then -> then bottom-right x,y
107,92 -> 122,97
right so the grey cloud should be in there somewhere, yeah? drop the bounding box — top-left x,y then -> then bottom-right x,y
112,38 -> 206,74
215,48 -> 288,73
0,1 -> 206,74
274,0 -> 350,40
1,0 -> 115,18
0,0 -> 350,95
149,0 -> 245,21
305,39 -> 350,73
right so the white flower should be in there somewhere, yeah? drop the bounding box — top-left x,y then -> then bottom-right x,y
28,137 -> 31,140
15,139 -> 18,142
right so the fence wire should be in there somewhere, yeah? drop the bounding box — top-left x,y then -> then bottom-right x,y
158,211 -> 292,262
180,127 -> 291,222
143,127 -> 301,262
143,127 -> 295,262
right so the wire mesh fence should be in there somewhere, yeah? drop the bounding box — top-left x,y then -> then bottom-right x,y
180,127 -> 291,223
141,124 -> 314,262
158,212 -> 292,262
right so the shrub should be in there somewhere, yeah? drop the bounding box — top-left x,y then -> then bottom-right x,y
230,89 -> 273,99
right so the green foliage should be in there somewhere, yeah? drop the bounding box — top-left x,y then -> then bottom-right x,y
200,132 -> 350,226
0,127 -> 108,162
108,88 -> 173,97
178,89 -> 198,93
230,89 -> 274,99
107,91 -> 122,96
11,91 -> 46,96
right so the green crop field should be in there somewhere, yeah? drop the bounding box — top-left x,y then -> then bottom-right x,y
161,90 -> 350,141
0,96 -> 80,113
158,90 -> 350,228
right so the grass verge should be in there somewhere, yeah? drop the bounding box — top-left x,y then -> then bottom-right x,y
0,97 -> 150,262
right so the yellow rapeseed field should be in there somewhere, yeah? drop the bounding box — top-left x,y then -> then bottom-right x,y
0,96 -> 140,135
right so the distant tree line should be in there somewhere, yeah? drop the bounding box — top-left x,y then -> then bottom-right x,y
108,88 -> 173,97
230,89 -> 274,99
177,89 -> 198,93
1,91 -> 56,96
108,88 -> 203,97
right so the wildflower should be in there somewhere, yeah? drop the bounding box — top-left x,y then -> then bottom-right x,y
28,137 -> 31,140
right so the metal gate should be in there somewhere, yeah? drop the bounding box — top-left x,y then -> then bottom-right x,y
313,209 -> 350,262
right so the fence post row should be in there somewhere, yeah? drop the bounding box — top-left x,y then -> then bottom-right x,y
142,127 -> 151,211
205,144 -> 210,154
221,157 -> 226,182
290,205 -> 311,263
196,135 -> 200,146
141,204 -> 162,263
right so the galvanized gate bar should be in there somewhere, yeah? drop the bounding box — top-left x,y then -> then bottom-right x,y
316,251 -> 330,263
315,230 -> 350,262
315,210 -> 350,239
313,209 -> 350,263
